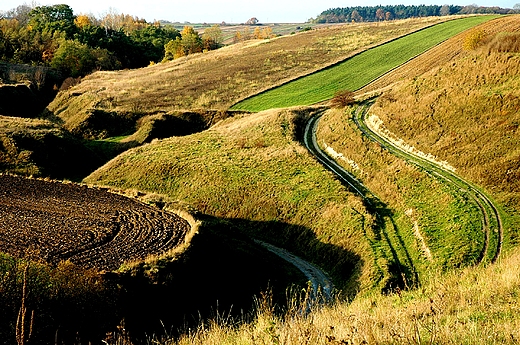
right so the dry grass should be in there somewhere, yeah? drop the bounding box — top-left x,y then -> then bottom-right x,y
356,15 -> 520,97
166,249 -> 520,345
48,17 -> 449,121
367,21 -> 520,247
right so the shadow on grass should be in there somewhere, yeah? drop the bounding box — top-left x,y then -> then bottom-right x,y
112,214 -> 363,343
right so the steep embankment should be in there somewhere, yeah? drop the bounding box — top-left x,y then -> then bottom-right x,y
369,25 -> 520,248
0,116 -> 101,179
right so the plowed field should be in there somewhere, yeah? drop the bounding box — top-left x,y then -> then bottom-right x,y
0,174 -> 190,271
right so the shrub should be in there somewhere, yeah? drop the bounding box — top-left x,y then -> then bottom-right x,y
329,89 -> 355,108
463,29 -> 487,50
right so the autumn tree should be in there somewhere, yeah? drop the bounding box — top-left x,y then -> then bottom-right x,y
202,24 -> 223,50
330,90 -> 355,108
74,15 -> 92,29
163,26 -> 202,61
351,10 -> 362,22
51,39 -> 96,77
180,26 -> 203,54
376,8 -> 385,21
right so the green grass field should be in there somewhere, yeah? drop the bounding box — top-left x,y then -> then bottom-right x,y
231,16 -> 496,112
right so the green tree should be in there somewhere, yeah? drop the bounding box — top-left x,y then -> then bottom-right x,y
180,26 -> 203,55
51,39 -> 95,77
163,37 -> 184,60
202,24 -> 223,50
28,4 -> 77,38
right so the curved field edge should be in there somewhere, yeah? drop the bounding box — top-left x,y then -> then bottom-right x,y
230,16 -> 496,112
84,108 -> 380,294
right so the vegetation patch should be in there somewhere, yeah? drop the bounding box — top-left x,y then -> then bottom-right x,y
0,116 -> 101,179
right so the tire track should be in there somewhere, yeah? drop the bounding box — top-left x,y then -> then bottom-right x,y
304,110 -> 419,290
353,102 -> 503,264
254,240 -> 334,302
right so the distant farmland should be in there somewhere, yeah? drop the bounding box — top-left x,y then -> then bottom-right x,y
231,15 -> 495,112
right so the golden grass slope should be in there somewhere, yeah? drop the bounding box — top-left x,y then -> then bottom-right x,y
367,18 -> 520,245
47,17 -> 448,127
171,248 -> 520,345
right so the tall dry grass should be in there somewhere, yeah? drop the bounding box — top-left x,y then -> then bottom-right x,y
156,249 -> 520,345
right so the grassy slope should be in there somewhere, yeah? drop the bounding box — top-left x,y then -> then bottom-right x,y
369,22 -> 520,248
231,16 -> 495,112
318,108 -> 483,274
85,108 -> 377,294
0,116 -> 101,179
155,16 -> 520,344
47,17 -> 447,137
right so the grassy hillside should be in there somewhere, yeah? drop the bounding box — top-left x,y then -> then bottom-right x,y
140,15 -> 520,345
317,108 -> 483,274
170,248 -> 520,345
231,16 -> 495,112
46,17 -> 448,140
85,108 -> 377,294
369,25 -> 520,247
0,116 -> 101,179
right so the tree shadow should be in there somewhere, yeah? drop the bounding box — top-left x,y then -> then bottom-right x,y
111,214 -> 363,343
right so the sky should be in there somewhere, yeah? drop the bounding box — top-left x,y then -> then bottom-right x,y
1,1 -> 518,23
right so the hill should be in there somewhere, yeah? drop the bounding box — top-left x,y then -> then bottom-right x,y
46,17 -> 448,141
144,15 -> 520,344
84,107 -> 375,294
0,116 -> 101,179
2,13 -> 519,344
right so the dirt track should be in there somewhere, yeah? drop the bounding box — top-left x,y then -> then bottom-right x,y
0,174 -> 190,271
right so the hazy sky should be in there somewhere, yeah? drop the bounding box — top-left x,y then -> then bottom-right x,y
1,1 -> 518,23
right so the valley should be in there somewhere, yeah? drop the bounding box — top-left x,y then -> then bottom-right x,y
0,11 -> 519,344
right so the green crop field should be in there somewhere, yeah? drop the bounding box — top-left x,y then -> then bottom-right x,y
231,16 -> 496,112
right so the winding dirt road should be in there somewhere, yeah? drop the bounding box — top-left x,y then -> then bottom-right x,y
255,240 -> 334,301
353,102 -> 503,263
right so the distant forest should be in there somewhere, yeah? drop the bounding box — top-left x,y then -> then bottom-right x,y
0,4 -> 224,78
314,4 -> 519,23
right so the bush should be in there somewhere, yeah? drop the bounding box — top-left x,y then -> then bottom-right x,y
463,29 -> 487,50
329,89 -> 355,108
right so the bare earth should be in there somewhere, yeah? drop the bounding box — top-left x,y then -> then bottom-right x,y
0,174 -> 190,271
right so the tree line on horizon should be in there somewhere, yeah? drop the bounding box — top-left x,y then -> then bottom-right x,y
0,4 -> 224,78
314,4 -> 520,23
